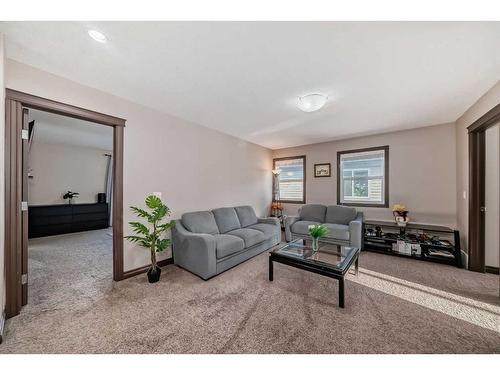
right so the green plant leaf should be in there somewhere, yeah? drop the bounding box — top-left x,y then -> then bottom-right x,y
308,224 -> 330,238
157,221 -> 175,232
130,206 -> 152,220
145,195 -> 162,209
129,221 -> 150,235
125,235 -> 150,247
150,205 -> 168,223
156,238 -> 171,252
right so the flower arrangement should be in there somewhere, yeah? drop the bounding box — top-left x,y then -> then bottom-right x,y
392,204 -> 409,227
308,224 -> 329,252
271,202 -> 283,210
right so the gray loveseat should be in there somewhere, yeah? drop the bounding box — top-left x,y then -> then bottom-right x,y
172,206 -> 281,280
284,204 -> 363,249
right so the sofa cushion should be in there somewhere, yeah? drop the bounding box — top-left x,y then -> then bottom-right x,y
247,223 -> 276,239
234,206 -> 259,227
182,211 -> 219,235
227,228 -> 266,248
291,220 -> 321,235
325,205 -> 357,225
214,234 -> 245,259
299,204 -> 326,222
323,223 -> 350,241
212,207 -> 242,233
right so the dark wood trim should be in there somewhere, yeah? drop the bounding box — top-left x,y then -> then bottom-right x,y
314,163 -> 331,178
339,202 -> 389,208
485,266 -> 499,275
467,102 -> 500,273
121,258 -> 173,280
336,145 -> 389,208
5,89 -> 126,127
4,91 -> 126,318
272,155 -> 306,204
468,131 -> 485,272
467,102 -> 500,133
4,99 -> 23,318
113,126 -> 125,281
21,108 -> 29,306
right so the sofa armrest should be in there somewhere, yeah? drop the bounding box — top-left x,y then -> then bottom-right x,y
258,217 -> 282,245
258,217 -> 280,226
171,219 -> 217,280
349,212 -> 364,250
284,215 -> 300,242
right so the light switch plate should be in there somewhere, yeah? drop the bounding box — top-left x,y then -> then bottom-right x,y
153,192 -> 162,199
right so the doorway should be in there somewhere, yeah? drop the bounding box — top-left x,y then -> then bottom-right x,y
26,109 -> 114,311
4,89 -> 125,318
468,102 -> 500,277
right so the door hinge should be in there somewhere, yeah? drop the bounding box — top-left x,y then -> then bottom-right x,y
21,274 -> 28,285
21,201 -> 28,211
480,206 -> 487,212
21,129 -> 29,140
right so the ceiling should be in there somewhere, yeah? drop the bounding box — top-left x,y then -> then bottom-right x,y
1,22 -> 499,149
29,109 -> 113,150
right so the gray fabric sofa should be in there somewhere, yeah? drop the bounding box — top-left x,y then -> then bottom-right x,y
284,204 -> 363,249
172,206 -> 281,280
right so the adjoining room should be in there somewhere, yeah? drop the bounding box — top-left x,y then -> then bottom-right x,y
26,109 -> 114,312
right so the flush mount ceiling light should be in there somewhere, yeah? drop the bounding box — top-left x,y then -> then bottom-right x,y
297,93 -> 328,113
88,30 -> 107,43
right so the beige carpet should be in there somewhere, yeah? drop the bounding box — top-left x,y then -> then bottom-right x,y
1,229 -> 499,354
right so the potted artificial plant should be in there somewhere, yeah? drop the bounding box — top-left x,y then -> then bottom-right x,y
63,191 -> 79,204
125,195 -> 175,283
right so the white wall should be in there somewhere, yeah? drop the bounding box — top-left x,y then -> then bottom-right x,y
28,141 -> 111,205
273,123 -> 457,226
0,34 -> 6,317
5,59 -> 273,271
485,124 -> 499,268
456,81 -> 500,254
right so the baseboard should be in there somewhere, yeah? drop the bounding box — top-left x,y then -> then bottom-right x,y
485,266 -> 499,275
121,258 -> 173,280
0,310 -> 5,344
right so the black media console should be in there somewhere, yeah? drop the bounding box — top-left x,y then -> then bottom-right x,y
28,203 -> 109,238
363,220 -> 462,268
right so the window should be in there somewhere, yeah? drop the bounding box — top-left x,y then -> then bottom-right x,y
337,146 -> 388,207
273,155 -> 306,203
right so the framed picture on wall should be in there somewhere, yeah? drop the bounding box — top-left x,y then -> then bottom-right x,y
314,163 -> 331,177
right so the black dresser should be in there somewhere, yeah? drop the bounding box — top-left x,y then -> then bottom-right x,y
28,203 -> 109,238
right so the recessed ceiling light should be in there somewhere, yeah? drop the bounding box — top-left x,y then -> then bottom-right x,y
297,93 -> 328,113
88,30 -> 107,43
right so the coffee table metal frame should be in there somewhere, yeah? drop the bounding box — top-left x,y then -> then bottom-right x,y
269,239 -> 360,308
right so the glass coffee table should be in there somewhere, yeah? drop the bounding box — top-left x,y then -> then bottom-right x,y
269,238 -> 360,308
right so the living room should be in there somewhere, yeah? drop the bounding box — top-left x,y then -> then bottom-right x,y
0,1 -> 499,373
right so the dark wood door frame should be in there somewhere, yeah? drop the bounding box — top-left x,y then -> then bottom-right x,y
4,89 -> 126,318
467,102 -> 500,272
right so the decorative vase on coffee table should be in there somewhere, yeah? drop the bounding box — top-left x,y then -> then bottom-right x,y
308,224 -> 329,253
312,237 -> 319,252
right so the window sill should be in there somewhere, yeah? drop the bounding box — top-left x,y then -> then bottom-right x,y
277,200 -> 305,204
338,202 -> 388,208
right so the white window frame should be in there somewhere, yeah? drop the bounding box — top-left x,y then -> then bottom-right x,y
342,168 -> 370,199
